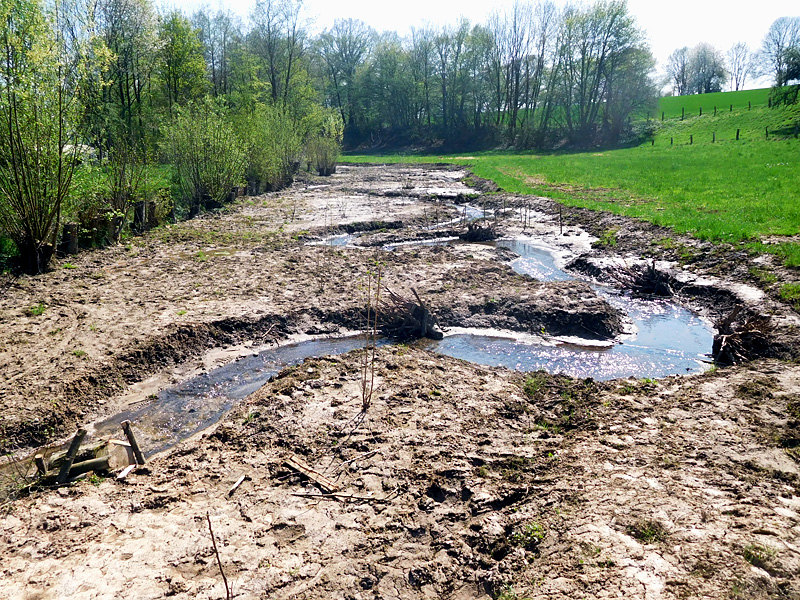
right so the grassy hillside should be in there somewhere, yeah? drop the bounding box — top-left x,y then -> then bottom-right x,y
344,89 -> 800,270
657,88 -> 772,119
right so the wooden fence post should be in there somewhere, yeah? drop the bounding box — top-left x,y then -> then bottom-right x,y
121,421 -> 146,465
57,428 -> 87,484
661,111 -> 664,121
736,129 -> 740,140
690,135 -> 693,145
670,137 -> 673,146
730,104 -> 732,112
714,106 -> 717,116
699,107 -> 702,116
712,132 -> 715,143
681,107 -> 685,120
765,126 -> 769,138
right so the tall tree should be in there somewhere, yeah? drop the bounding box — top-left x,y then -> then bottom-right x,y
726,42 -> 753,91
249,0 -> 306,106
157,12 -> 207,114
558,0 -> 645,144
316,18 -> 375,143
95,0 -> 158,146
759,16 -> 800,87
666,46 -> 689,96
687,43 -> 726,94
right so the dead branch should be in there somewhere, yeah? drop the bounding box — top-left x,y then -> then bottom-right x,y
206,513 -> 231,600
609,260 -> 673,297
712,306 -> 772,364
379,287 -> 443,341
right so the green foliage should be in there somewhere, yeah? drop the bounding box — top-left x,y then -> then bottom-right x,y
627,519 -> 669,544
742,543 -> 777,569
509,521 -> 545,550
236,103 -> 301,191
27,303 -> 46,317
594,228 -> 618,248
162,98 -> 246,216
0,0 -> 100,273
779,283 -> 800,307
305,107 -> 344,176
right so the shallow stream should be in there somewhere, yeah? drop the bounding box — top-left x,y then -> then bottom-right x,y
83,233 -> 712,457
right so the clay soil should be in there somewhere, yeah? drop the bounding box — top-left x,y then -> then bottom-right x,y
1,164 -> 800,599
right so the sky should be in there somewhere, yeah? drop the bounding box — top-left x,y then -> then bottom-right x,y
164,0 -> 799,88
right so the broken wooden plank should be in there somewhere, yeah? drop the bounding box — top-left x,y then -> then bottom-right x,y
117,464 -> 137,480
57,428 -> 87,484
283,455 -> 340,493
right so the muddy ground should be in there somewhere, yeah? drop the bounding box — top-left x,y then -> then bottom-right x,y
1,164 -> 800,599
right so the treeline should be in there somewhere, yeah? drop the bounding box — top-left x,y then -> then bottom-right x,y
318,1 -> 657,149
666,17 -> 800,97
0,0 -> 342,274
1,0 -> 661,274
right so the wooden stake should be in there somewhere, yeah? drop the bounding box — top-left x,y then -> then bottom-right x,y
57,428 -> 87,484
121,421 -> 146,465
34,454 -> 46,476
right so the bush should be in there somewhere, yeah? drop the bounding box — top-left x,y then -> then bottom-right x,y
162,98 -> 246,217
237,104 -> 301,193
305,108 -> 343,176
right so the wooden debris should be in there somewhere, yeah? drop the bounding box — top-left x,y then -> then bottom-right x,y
713,305 -> 772,364
121,420 -> 146,465
291,492 -> 390,503
57,428 -> 87,484
228,474 -> 247,497
117,464 -> 137,480
284,454 -> 340,494
34,454 -> 46,476
380,288 -> 444,340
459,222 -> 498,242
610,260 -> 673,297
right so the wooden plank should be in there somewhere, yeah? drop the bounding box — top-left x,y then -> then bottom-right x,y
284,455 -> 340,493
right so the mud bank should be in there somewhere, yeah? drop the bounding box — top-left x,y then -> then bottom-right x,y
1,163 -> 800,599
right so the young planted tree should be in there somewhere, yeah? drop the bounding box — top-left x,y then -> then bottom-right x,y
162,98 -> 246,216
0,0 -> 100,273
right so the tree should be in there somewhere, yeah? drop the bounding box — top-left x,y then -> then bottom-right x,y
157,11 -> 207,114
94,0 -> 159,147
0,0 -> 100,273
666,46 -> 689,95
687,43 -> 726,94
249,0 -> 307,106
558,0 -> 646,144
162,98 -> 246,216
316,19 -> 375,144
759,16 -> 800,87
727,42 -> 753,91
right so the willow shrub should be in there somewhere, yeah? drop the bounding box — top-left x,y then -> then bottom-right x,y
305,108 -> 343,176
0,0 -> 100,273
236,104 -> 302,193
162,98 -> 246,217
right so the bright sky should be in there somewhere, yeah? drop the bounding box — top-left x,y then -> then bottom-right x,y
166,0 -> 799,87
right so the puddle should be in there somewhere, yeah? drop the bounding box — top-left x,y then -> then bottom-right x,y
89,336 -> 386,458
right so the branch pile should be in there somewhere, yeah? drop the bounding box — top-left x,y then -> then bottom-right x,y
379,288 -> 444,340
459,222 -> 498,242
712,305 -> 773,364
610,260 -> 673,297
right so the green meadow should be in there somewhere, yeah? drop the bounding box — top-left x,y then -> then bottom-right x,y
345,90 -> 800,269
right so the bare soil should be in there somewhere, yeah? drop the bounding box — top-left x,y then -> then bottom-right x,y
1,164 -> 800,599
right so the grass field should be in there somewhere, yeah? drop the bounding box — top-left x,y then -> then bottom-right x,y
344,90 -> 800,269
